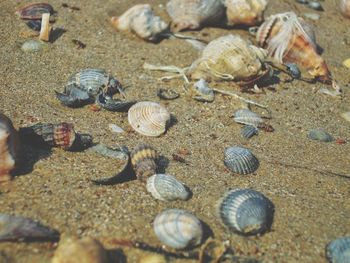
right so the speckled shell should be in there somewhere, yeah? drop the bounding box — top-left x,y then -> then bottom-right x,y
131,143 -> 158,181
241,125 -> 259,138
224,146 -> 259,174
308,128 -> 334,142
15,3 -> 54,20
217,189 -> 274,235
52,236 -> 108,263
166,0 -> 225,32
224,0 -> 268,26
340,0 -> 350,18
0,114 -> 20,182
146,174 -> 189,201
188,34 -> 267,82
111,4 -> 168,42
326,236 -> 350,263
233,109 -> 264,127
153,209 -> 203,249
128,101 -> 171,137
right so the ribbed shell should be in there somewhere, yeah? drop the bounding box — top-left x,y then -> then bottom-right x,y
308,128 -> 334,142
339,0 -> 350,18
217,189 -> 274,235
153,209 -> 203,249
233,109 -> 264,127
146,174 -> 189,201
241,125 -> 259,138
130,143 -> 158,181
15,3 -> 54,20
326,236 -> 350,263
128,101 -> 170,137
224,146 -> 259,174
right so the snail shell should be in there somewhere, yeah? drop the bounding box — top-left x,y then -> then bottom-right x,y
326,236 -> 350,263
130,143 -> 158,181
224,0 -> 268,26
233,109 -> 264,127
146,174 -> 190,201
166,0 -> 225,32
111,4 -> 168,42
15,3 -> 54,20
339,0 -> 350,18
153,209 -> 203,249
224,146 -> 259,175
217,189 -> 274,235
128,101 -> 171,137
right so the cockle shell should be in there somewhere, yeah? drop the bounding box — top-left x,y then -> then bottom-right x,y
166,0 -> 225,32
224,0 -> 268,26
153,209 -> 203,249
111,4 -> 168,42
188,34 -> 268,83
241,125 -> 259,138
326,236 -> 350,263
224,146 -> 259,174
15,3 -> 54,20
339,0 -> 350,18
146,174 -> 190,201
217,189 -> 274,235
128,101 -> 171,137
0,114 -> 20,182
131,143 -> 158,181
233,109 -> 264,127
256,12 -> 331,83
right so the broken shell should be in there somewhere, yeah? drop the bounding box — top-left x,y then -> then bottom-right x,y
15,3 -> 54,20
286,63 -> 301,79
153,209 -> 203,249
340,0 -> 350,18
0,213 -> 59,242
130,143 -> 158,181
21,39 -> 44,52
191,79 -> 215,102
308,128 -> 334,142
128,101 -> 171,137
307,1 -> 323,11
111,4 -> 168,42
157,88 -> 179,100
233,109 -> 264,127
241,125 -> 259,139
326,236 -> 350,263
224,0 -> 268,26
26,20 -> 42,31
166,0 -> 225,32
95,93 -> 136,112
146,174 -> 190,201
0,113 -> 20,182
224,146 -> 259,174
217,189 -> 274,235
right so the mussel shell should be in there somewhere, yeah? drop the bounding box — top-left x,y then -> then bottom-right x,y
16,3 -> 54,20
326,236 -> 350,263
233,109 -> 263,127
25,20 -> 42,31
217,189 -> 274,235
224,146 -> 259,175
241,125 -> 259,139
308,128 -> 334,142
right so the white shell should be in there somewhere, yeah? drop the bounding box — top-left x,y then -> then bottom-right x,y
340,0 -> 350,18
146,174 -> 189,201
233,109 -> 263,127
128,101 -> 171,137
153,209 -> 203,249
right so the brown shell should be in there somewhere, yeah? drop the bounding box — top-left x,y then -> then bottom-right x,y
130,143 -> 158,181
15,3 -> 54,20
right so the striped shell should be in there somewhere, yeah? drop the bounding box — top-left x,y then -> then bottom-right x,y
217,189 -> 274,235
241,125 -> 259,138
166,0 -> 225,32
15,3 -> 54,20
130,143 -> 158,181
326,236 -> 350,263
146,174 -> 190,201
128,101 -> 171,137
308,128 -> 334,142
234,109 -> 264,127
153,209 -> 203,249
339,0 -> 350,18
224,146 -> 259,174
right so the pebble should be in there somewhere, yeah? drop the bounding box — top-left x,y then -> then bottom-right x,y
108,123 -> 124,133
21,40 -> 44,52
341,112 -> 350,123
308,128 -> 334,142
342,58 -> 350,68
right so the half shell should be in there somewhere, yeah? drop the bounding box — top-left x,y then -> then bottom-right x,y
326,236 -> 350,263
224,146 -> 259,174
233,109 -> 264,127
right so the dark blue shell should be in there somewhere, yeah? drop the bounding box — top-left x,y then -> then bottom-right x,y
286,63 -> 301,79
241,125 -> 259,139
326,237 -> 350,263
224,146 -> 259,174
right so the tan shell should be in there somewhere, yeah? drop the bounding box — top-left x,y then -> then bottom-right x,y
111,4 -> 168,42
225,0 -> 268,26
340,0 -> 350,18
166,0 -> 225,32
188,34 -> 267,82
128,101 -> 171,137
130,143 -> 158,181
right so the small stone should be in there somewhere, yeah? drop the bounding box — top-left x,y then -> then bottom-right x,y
21,40 -> 44,52
342,58 -> 350,69
341,111 -> 350,123
108,123 -> 124,133
308,128 -> 334,142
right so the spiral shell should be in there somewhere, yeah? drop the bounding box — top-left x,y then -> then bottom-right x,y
15,3 -> 54,20
217,189 -> 274,235
146,174 -> 190,201
153,209 -> 203,249
130,143 -> 158,181
233,109 -> 264,127
128,101 -> 171,137
326,236 -> 350,263
340,0 -> 350,18
224,146 -> 259,174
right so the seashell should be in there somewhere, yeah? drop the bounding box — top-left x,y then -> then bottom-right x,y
128,101 -> 171,137
286,63 -> 301,79
131,143 -> 158,181
343,58 -> 350,69
139,254 -> 167,263
339,0 -> 350,18
308,128 -> 334,142
241,125 -> 259,138
307,1 -> 323,11
0,113 -> 20,182
191,79 -> 215,102
224,146 -> 259,174
15,3 -> 54,20
326,236 -> 350,263
166,0 -> 225,32
224,0 -> 268,26
188,34 -> 268,83
157,88 -> 180,100
111,4 -> 168,42
26,20 -> 41,31
0,213 -> 59,241
21,39 -> 44,52
217,189 -> 274,235
256,12 -> 331,83
108,123 -> 124,133
153,208 -> 203,249
95,93 -> 136,112
146,174 -> 190,201
233,109 -> 264,127
52,235 -> 108,263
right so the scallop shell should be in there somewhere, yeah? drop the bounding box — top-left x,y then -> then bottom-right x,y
166,0 -> 225,32
130,143 -> 158,181
233,109 -> 264,127
224,146 -> 259,174
111,4 -> 168,42
326,236 -> 350,263
15,3 -> 54,20
153,209 -> 203,249
241,125 -> 259,138
308,128 -> 334,142
224,0 -> 268,26
217,189 -> 274,235
128,101 -> 171,137
188,34 -> 267,83
340,0 -> 350,18
146,174 -> 190,201
191,79 -> 215,102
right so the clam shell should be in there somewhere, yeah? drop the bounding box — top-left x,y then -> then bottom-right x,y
146,174 -> 190,201
130,143 -> 158,181
308,128 -> 334,142
224,146 -> 259,174
233,109 -> 264,127
326,236 -> 350,263
128,101 -> 171,137
241,125 -> 259,139
340,0 -> 350,18
224,0 -> 267,26
15,3 -> 54,20
217,189 -> 274,235
153,209 -> 203,249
